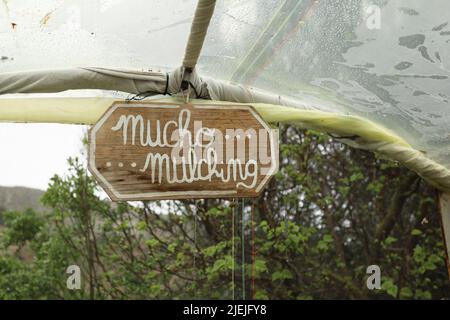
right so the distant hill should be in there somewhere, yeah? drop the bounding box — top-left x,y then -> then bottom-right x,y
0,186 -> 45,213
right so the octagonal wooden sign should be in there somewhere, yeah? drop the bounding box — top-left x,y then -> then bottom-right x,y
88,101 -> 278,201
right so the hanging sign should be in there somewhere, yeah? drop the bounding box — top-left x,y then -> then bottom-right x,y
88,102 -> 278,201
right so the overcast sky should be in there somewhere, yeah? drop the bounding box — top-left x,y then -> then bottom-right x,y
0,123 -> 85,190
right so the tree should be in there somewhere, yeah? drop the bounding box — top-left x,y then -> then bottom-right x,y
1,208 -> 43,252
0,127 -> 448,299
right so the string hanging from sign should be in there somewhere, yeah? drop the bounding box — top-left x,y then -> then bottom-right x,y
251,199 -> 256,300
185,84 -> 191,104
125,91 -> 154,101
193,201 -> 198,299
284,192 -> 289,236
280,124 -> 290,237
124,73 -> 174,101
241,198 -> 246,300
231,198 -> 236,300
163,73 -> 171,96
179,73 -> 202,103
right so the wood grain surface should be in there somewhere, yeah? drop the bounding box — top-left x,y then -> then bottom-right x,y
88,101 -> 278,201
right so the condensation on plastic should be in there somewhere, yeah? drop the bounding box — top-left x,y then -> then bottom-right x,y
0,0 -> 196,72
199,0 -> 450,169
1,0 -> 450,169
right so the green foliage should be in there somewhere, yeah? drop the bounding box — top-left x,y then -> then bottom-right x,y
0,127 -> 448,299
2,208 -> 43,249
382,278 -> 398,297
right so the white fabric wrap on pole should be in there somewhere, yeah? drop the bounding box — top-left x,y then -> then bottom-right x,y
0,68 -> 167,95
182,0 -> 217,69
0,67 -> 210,98
0,67 -> 303,107
346,141 -> 450,192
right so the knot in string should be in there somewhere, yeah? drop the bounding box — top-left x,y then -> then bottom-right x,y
167,66 -> 210,100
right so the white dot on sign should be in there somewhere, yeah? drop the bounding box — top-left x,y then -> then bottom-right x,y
225,134 -> 230,139
131,162 -> 137,168
106,162 -> 111,167
236,134 -> 241,139
247,134 -> 252,139
118,162 -> 124,168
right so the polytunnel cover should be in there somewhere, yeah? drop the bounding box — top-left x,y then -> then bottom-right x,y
1,0 -> 450,170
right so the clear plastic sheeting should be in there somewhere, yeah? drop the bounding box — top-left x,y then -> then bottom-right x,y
199,0 -> 450,169
1,0 -> 450,171
0,0 -> 196,72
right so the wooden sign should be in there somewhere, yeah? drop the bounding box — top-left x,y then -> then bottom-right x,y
88,102 -> 278,201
